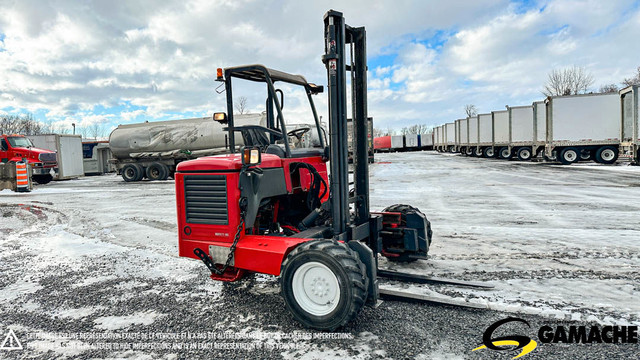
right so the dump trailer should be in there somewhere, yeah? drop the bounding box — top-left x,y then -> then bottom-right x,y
477,113 -> 493,157
28,134 -> 84,180
620,85 -> 639,163
109,114 -> 263,181
506,105 -> 536,161
445,122 -> 455,152
545,93 -> 620,165
467,115 -> 479,156
533,100 -> 546,158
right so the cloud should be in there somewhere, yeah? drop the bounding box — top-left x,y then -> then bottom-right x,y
0,0 -> 639,133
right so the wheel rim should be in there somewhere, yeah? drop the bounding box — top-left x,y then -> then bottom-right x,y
564,150 -> 577,162
292,261 -> 340,316
502,149 -> 510,158
151,168 -> 159,177
520,149 -> 531,159
124,168 -> 135,178
486,149 -> 494,157
601,149 -> 615,161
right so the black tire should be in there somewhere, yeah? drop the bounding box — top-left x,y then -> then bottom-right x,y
280,239 -> 368,331
579,149 -> 592,161
517,147 -> 532,161
122,164 -> 144,182
146,162 -> 169,181
595,146 -> 618,164
483,147 -> 495,158
33,174 -> 53,184
559,147 -> 579,165
382,204 -> 433,263
473,147 -> 482,157
498,147 -> 511,160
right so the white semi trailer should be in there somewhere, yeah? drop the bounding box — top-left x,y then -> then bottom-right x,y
620,85 -> 639,163
506,105 -> 536,161
491,110 -> 510,159
445,122 -> 456,152
435,125 -> 444,152
456,118 -> 468,154
545,93 -> 620,165
477,113 -> 493,157
533,101 -> 547,158
468,115 -> 479,156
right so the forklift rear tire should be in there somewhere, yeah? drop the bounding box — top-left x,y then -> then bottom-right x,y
280,239 -> 368,331
33,174 -> 53,184
122,164 -> 144,182
146,162 -> 169,181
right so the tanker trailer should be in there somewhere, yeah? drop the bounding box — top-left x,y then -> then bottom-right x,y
109,113 -> 264,182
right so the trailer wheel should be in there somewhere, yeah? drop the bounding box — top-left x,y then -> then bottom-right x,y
559,147 -> 579,165
595,146 -> 618,164
517,148 -> 532,161
473,147 -> 482,157
280,240 -> 368,331
122,164 -> 144,182
579,149 -> 592,161
146,162 -> 169,181
33,174 -> 53,184
498,147 -> 511,159
483,147 -> 495,158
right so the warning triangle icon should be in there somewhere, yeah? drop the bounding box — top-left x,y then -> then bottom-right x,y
0,329 -> 23,350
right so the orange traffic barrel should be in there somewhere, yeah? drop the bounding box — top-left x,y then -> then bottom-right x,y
16,161 -> 31,192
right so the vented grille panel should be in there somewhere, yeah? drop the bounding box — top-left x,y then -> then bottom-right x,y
184,175 -> 228,225
38,152 -> 57,162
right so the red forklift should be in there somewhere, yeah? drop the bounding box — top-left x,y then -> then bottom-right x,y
175,10 -> 489,330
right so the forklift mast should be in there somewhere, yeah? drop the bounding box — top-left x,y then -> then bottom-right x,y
323,10 -> 370,240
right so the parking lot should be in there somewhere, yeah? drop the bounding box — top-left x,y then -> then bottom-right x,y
1,151 -> 639,359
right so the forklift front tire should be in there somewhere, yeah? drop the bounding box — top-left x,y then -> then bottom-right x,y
280,239 -> 368,331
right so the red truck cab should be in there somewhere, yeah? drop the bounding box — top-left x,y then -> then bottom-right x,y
0,134 -> 58,184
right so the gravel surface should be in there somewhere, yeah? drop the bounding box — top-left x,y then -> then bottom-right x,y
1,151 -> 638,359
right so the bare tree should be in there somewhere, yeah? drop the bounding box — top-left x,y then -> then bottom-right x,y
599,83 -> 619,93
418,124 -> 433,134
385,126 -> 395,136
0,113 -> 42,135
543,66 -> 594,96
623,66 -> 640,87
88,123 -> 104,139
373,127 -> 384,137
464,104 -> 478,117
235,96 -> 248,114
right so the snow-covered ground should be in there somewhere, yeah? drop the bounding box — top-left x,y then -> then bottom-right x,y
1,151 -> 639,359
370,153 -> 640,326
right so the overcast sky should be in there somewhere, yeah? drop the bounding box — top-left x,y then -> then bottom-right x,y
1,0 -> 639,135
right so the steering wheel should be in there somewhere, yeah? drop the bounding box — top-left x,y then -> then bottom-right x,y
287,126 -> 312,140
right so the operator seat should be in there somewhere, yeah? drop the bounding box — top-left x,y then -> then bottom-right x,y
265,144 -> 286,158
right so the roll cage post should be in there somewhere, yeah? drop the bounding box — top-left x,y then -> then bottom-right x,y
219,65 -> 325,157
